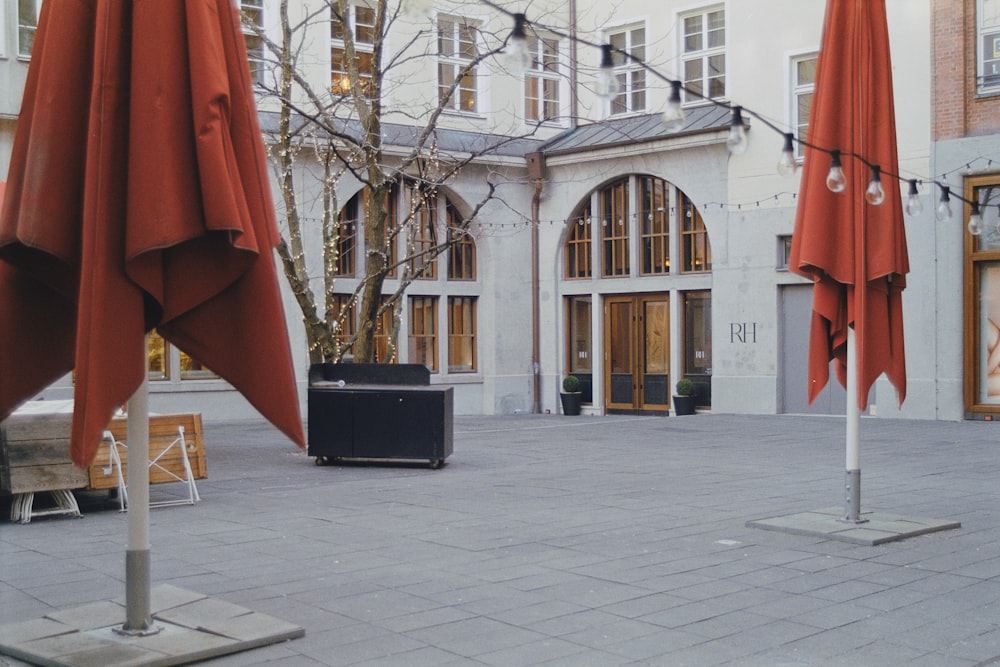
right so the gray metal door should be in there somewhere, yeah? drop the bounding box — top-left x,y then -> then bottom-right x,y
778,285 -> 847,414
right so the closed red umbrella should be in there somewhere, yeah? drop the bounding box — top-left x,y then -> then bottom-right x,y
0,0 -> 305,633
0,1 -> 306,463
790,0 -> 908,521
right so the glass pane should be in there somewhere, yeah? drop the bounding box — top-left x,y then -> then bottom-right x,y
568,297 -> 592,373
147,331 -> 168,380
797,57 -> 817,85
985,0 -> 1000,27
609,303 -> 632,374
684,15 -> 702,52
355,6 -> 375,43
644,302 -> 668,374
980,262 -> 1000,403
684,292 -> 712,375
707,10 -> 725,48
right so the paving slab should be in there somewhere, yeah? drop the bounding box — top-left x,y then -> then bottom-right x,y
746,507 -> 962,545
2,413 -> 999,666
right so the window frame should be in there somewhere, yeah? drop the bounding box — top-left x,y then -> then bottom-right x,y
639,176 -> 671,276
524,32 -> 562,123
409,296 -> 439,373
679,5 -> 726,103
238,0 -> 266,86
446,203 -> 476,280
600,180 -> 630,277
964,174 -> 1000,415
437,14 -> 481,114
17,0 -> 41,59
979,0 -> 1000,94
606,24 -> 646,116
447,296 -> 477,373
331,2 -> 376,97
790,52 -> 818,160
680,192 -> 712,273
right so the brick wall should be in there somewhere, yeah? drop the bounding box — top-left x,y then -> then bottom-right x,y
933,0 -> 1000,139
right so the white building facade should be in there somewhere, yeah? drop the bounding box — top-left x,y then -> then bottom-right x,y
4,1 -> 995,424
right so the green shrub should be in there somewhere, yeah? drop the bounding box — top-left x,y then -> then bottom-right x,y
562,375 -> 581,393
675,378 -> 695,396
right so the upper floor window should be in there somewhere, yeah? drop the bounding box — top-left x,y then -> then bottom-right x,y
980,0 -> 1000,93
332,3 -> 376,96
607,26 -> 646,115
18,0 -> 41,58
239,0 -> 265,85
438,15 -> 479,113
525,34 -> 560,122
681,6 -> 725,102
791,54 -> 818,159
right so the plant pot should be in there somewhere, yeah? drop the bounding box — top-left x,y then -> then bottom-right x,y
672,395 -> 696,416
560,392 -> 582,416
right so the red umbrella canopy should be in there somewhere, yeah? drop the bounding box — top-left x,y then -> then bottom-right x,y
0,1 -> 305,465
790,0 -> 909,410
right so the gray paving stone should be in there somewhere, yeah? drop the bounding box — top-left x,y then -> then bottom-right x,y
2,414 -> 998,666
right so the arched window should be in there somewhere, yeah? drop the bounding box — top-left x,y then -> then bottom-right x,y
447,202 -> 476,280
565,203 -> 592,279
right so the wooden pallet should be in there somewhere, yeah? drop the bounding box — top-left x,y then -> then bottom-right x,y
88,413 -> 207,490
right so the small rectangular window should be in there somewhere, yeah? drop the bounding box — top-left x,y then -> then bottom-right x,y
447,297 -> 477,372
792,54 -> 817,159
606,26 -> 646,115
979,0 -> 1000,93
18,0 -> 41,58
681,6 -> 726,103
438,16 -> 480,113
409,296 -> 438,372
777,235 -> 793,271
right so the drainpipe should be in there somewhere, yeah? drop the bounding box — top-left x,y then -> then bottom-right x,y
527,153 -> 546,414
569,0 -> 578,130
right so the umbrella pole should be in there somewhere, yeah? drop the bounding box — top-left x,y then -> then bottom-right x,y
843,329 -> 866,524
118,373 -> 160,635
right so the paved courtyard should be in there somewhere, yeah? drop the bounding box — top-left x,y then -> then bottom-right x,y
2,413 -> 1000,666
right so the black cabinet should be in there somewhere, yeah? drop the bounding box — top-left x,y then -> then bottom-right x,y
307,364 -> 453,468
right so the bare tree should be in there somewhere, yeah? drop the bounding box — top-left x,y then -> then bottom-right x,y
246,0 -> 545,364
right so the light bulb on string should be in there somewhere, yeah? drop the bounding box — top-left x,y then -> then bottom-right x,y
595,44 -> 620,100
503,14 -> 531,76
865,166 -> 885,205
825,150 -> 846,193
401,0 -> 433,19
777,133 -> 797,177
726,106 -> 748,155
661,80 -> 685,132
968,202 -> 984,236
936,185 -> 953,221
905,179 -> 923,217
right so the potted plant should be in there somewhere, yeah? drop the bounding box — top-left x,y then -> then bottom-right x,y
560,375 -> 583,416
673,378 -> 697,416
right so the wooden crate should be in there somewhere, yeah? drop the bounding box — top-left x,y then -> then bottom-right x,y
87,413 -> 207,490
0,413 -> 89,495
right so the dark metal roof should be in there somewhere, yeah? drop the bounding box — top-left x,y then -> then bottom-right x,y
540,105 -> 732,156
258,111 -> 544,159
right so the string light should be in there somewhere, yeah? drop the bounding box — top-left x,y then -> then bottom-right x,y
968,201 -> 984,236
905,180 -> 923,217
937,185 -> 953,222
504,14 -> 531,75
865,166 -> 886,206
826,150 -> 846,193
595,45 -> 620,100
726,106 -> 748,155
487,4 -> 997,236
661,81 -> 685,132
777,133 -> 797,177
